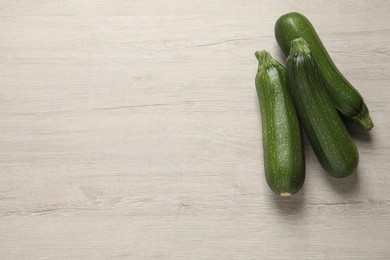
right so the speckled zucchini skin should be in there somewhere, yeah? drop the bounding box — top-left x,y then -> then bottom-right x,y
286,38 -> 358,178
275,12 -> 373,130
255,51 -> 305,195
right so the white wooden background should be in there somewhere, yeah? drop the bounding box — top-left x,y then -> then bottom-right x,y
1,1 -> 389,259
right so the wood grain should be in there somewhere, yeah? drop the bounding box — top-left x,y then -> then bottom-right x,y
1,0 -> 390,259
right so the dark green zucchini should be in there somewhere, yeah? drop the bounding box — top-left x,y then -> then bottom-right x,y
255,50 -> 305,195
275,12 -> 373,130
286,38 -> 358,178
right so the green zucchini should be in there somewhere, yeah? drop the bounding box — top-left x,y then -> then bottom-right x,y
286,38 -> 358,178
255,50 -> 305,195
275,12 -> 373,130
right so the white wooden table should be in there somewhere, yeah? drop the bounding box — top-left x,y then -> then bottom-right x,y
1,1 -> 389,259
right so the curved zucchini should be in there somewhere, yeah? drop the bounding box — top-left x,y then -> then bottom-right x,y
275,12 -> 373,130
286,38 -> 358,178
255,50 -> 305,195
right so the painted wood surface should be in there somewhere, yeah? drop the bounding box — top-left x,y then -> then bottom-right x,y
1,1 -> 389,259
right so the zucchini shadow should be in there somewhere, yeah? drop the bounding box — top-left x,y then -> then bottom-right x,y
273,186 -> 305,215
323,169 -> 360,195
341,115 -> 373,143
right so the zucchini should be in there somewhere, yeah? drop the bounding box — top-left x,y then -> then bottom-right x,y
275,12 -> 373,130
286,38 -> 358,178
255,50 -> 305,195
